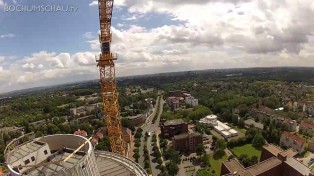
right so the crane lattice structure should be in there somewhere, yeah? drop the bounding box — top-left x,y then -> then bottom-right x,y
97,0 -> 125,156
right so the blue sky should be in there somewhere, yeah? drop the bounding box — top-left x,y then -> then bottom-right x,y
0,0 -> 314,93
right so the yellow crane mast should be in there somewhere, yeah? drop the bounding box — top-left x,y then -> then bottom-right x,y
97,0 -> 125,156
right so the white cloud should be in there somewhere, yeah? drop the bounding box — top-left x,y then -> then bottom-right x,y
0,33 -> 15,39
83,32 -> 95,39
89,1 -> 98,6
0,0 -> 6,8
1,0 -> 314,93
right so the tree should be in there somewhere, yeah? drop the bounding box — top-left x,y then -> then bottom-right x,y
201,154 -> 210,167
238,118 -> 245,128
252,134 -> 266,149
196,144 -> 205,156
157,158 -> 163,165
214,139 -> 226,158
196,169 -> 211,176
133,152 -> 140,162
166,161 -> 179,176
238,104 -> 249,117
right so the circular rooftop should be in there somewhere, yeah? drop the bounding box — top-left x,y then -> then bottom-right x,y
5,134 -> 147,176
205,115 -> 218,120
95,151 -> 147,176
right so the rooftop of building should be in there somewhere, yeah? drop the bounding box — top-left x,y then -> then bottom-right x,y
244,119 -> 264,129
172,132 -> 202,140
223,157 -> 282,176
284,157 -> 310,175
223,158 -> 245,173
263,144 -> 283,156
300,121 -> 314,128
246,157 -> 282,175
163,119 -> 185,126
126,114 -> 144,120
281,131 -> 305,144
95,151 -> 147,176
6,134 -> 91,175
205,115 -> 218,120
5,134 -> 148,176
263,144 -> 298,158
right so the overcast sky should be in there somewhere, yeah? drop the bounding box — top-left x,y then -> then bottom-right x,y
0,0 -> 314,93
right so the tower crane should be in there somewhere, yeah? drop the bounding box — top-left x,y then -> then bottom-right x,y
97,0 -> 125,156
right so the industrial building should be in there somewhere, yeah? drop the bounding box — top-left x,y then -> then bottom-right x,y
5,134 -> 147,176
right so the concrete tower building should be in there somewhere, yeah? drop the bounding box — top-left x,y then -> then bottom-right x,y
5,134 -> 147,176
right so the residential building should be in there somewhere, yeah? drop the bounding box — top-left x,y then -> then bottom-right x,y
172,132 -> 203,153
126,114 -> 146,126
122,127 -> 133,143
299,121 -> 314,136
167,97 -> 180,111
280,131 -> 305,154
185,96 -> 198,107
308,138 -> 314,152
221,144 -> 311,176
160,119 -> 188,138
244,119 -> 264,130
74,129 -> 88,137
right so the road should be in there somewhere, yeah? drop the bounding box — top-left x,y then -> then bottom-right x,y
138,95 -> 164,176
138,96 -> 161,166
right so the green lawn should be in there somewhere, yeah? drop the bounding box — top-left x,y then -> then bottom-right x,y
207,153 -> 228,176
231,144 -> 261,160
229,124 -> 247,134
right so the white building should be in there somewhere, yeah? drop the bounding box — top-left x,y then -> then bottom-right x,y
185,96 -> 198,107
5,134 -> 148,176
199,115 -> 238,139
214,121 -> 238,138
199,115 -> 218,126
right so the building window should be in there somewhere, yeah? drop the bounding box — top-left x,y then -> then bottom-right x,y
31,156 -> 35,161
24,159 -> 30,165
44,150 -> 48,155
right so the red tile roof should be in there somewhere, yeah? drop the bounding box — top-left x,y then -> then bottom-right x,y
282,131 -> 305,144
74,129 -> 88,137
300,121 -> 314,129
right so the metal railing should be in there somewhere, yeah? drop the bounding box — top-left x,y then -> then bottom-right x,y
94,151 -> 148,176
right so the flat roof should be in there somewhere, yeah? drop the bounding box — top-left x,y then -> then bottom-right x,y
284,157 -> 310,175
8,141 -> 44,163
223,159 -> 245,173
164,119 -> 185,126
24,150 -> 84,175
263,144 -> 283,156
247,157 -> 282,175
280,149 -> 297,158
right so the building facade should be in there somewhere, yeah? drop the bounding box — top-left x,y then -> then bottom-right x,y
160,119 -> 188,138
280,132 -> 305,154
172,132 -> 202,153
126,114 -> 146,126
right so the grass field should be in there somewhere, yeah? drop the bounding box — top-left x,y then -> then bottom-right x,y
232,144 -> 261,159
208,153 -> 228,176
